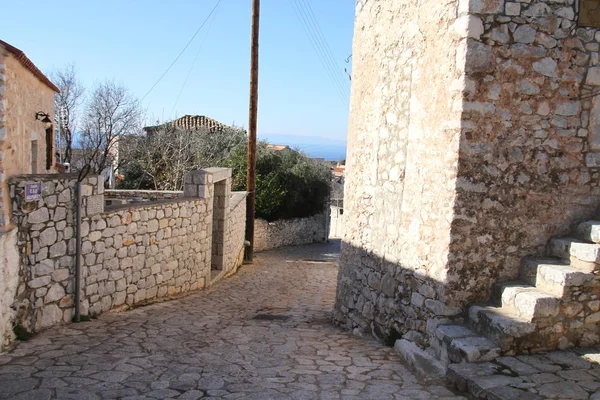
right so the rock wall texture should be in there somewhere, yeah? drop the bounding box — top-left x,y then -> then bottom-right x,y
6,168 -> 244,341
80,199 -> 213,317
254,214 -> 327,253
334,0 -> 465,344
9,173 -> 88,333
0,228 -> 18,350
335,0 -> 600,347
224,193 -> 247,275
451,0 -> 600,302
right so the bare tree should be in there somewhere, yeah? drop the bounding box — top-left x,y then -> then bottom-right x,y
51,65 -> 84,164
124,125 -> 246,190
79,81 -> 142,184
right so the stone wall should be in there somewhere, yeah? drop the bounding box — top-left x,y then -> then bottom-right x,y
8,173 -> 94,332
254,213 -> 327,252
0,228 -> 18,350
224,193 -> 247,275
0,45 -> 56,229
451,0 -> 600,302
6,168 -> 243,338
334,0 -> 465,344
335,0 -> 600,348
81,199 -> 212,316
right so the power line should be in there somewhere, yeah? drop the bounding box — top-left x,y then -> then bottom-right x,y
291,0 -> 348,105
141,0 -> 222,102
289,0 -> 349,107
170,1 -> 222,118
299,0 -> 350,97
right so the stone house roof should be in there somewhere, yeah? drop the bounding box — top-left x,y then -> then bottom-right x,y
144,115 -> 230,134
0,40 -> 59,93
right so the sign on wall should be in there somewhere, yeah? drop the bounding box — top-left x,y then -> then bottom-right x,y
579,0 -> 600,28
25,183 -> 42,202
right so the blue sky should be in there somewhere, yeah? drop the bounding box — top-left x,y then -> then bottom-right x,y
0,0 -> 354,142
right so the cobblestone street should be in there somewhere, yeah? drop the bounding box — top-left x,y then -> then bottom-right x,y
0,241 -> 465,399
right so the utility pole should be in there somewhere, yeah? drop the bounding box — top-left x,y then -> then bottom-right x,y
245,0 -> 260,263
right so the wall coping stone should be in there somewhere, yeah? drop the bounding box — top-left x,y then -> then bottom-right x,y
104,196 -> 206,213
230,192 -> 248,210
105,189 -> 184,195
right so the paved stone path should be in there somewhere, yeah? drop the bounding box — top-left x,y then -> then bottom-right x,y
448,349 -> 600,399
0,241 -> 466,400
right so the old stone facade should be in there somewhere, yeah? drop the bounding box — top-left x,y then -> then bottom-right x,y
1,168 -> 245,347
0,40 -> 58,229
254,213 -> 328,252
335,0 -> 600,355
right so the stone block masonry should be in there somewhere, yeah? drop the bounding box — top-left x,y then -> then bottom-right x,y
453,0 -> 600,307
254,213 -> 327,253
335,0 -> 466,346
5,168 -> 245,342
9,173 -> 91,333
81,198 -> 212,316
335,0 -> 600,353
224,192 -> 247,277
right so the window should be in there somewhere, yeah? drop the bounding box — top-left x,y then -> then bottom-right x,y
31,140 -> 38,173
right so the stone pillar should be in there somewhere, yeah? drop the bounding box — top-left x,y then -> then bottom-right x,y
211,177 -> 231,271
183,168 -> 232,272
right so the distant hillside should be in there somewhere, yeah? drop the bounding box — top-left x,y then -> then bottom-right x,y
259,133 -> 347,161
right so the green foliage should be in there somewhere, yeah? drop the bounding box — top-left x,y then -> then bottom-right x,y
117,158 -> 154,190
227,142 -> 331,221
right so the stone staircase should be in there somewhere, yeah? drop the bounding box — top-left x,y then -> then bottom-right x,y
432,219 -> 600,367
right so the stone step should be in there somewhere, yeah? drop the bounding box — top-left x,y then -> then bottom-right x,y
497,283 -> 559,320
432,324 -> 500,365
576,220 -> 600,244
468,305 -> 536,353
447,362 -> 544,400
548,237 -> 600,272
520,257 -> 595,298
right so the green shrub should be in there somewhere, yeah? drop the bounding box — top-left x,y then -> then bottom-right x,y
227,142 -> 331,221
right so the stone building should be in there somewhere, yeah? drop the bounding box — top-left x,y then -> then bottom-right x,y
0,40 -> 59,228
335,0 -> 600,367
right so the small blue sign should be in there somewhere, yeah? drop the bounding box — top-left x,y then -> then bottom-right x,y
25,183 -> 42,202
